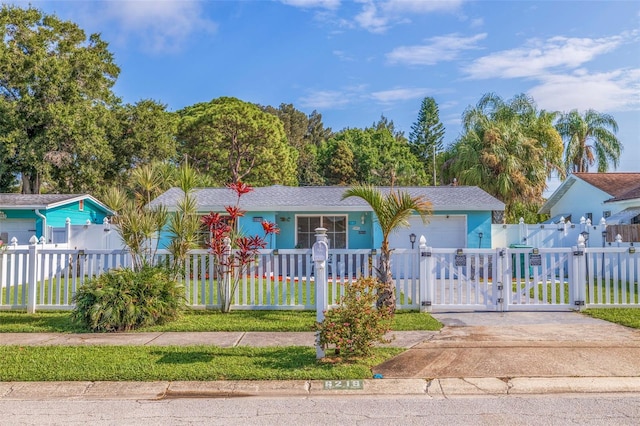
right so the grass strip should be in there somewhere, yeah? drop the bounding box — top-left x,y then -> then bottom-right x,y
582,308 -> 640,329
0,309 -> 442,333
0,345 -> 403,382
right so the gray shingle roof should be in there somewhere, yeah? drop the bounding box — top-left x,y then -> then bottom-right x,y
0,193 -> 113,213
149,185 -> 505,212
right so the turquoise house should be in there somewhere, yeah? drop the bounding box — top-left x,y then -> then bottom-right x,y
0,194 -> 114,245
149,186 -> 505,250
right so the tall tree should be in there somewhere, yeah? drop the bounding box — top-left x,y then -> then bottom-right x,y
556,109 -> 621,173
409,97 -> 445,185
324,140 -> 356,185
262,103 -> 325,186
342,185 -> 431,313
444,93 -> 563,221
321,126 -> 427,187
107,100 -> 177,187
177,97 -> 297,186
0,5 -> 120,193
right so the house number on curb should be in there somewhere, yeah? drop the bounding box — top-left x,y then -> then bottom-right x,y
323,380 -> 363,390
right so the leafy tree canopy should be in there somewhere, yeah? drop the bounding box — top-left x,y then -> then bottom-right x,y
444,93 -> 563,220
0,5 -> 120,193
556,109 -> 621,174
177,97 -> 297,186
321,124 -> 428,187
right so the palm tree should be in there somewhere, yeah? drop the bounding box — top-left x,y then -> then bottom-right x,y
556,109 -> 621,173
342,185 -> 431,313
445,93 -> 563,220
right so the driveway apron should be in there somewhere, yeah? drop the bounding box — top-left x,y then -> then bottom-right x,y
374,311 -> 640,379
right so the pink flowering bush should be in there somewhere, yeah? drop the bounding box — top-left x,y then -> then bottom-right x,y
201,182 -> 279,313
315,277 -> 393,358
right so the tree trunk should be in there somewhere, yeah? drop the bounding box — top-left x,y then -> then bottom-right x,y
376,250 -> 396,314
21,171 -> 40,194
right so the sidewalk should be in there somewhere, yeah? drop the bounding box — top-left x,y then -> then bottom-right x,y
2,311 -> 640,399
0,330 -> 433,348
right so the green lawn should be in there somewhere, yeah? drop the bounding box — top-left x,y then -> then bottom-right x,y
582,308 -> 640,329
0,309 -> 442,333
0,345 -> 404,381
0,309 -> 432,382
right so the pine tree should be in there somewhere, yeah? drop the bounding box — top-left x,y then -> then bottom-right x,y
409,97 -> 445,185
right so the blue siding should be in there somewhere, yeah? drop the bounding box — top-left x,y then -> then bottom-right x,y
157,209 -> 495,250
0,199 -> 110,240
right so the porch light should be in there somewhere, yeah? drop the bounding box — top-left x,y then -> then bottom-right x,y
409,233 -> 416,249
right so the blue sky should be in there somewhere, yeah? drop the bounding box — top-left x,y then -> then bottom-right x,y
12,0 -> 640,185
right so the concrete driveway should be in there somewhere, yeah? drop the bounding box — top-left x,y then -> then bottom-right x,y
374,311 -> 640,379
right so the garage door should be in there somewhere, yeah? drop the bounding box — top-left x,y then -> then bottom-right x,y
0,219 -> 37,245
388,215 -> 466,249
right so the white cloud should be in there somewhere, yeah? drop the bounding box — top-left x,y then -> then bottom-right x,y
354,1 -> 389,33
299,90 -> 353,109
332,50 -> 354,61
469,18 -> 484,28
529,69 -> 640,113
100,0 -> 217,53
353,0 -> 464,33
382,0 -> 464,14
280,0 -> 341,9
370,87 -> 432,103
387,33 -> 486,65
465,35 -> 623,80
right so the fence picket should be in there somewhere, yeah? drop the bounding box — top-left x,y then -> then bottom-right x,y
1,246 -> 639,312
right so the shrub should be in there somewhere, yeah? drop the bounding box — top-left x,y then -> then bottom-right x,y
71,265 -> 185,332
315,276 -> 393,359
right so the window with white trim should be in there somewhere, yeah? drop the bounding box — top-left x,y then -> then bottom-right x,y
296,215 -> 347,249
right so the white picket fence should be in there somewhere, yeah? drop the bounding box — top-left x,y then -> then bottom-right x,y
1,243 -> 638,312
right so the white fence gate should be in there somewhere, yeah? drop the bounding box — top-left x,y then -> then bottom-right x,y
1,242 -> 638,312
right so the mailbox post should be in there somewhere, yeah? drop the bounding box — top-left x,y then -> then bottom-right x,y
312,227 -> 329,359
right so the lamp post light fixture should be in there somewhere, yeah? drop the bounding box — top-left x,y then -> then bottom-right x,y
409,233 -> 416,249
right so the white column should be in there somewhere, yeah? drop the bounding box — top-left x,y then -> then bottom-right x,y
27,235 -> 39,313
312,227 -> 329,359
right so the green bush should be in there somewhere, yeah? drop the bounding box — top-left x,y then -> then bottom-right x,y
315,277 -> 393,359
71,266 -> 185,332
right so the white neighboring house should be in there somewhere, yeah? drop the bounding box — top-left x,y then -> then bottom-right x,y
539,173 -> 640,242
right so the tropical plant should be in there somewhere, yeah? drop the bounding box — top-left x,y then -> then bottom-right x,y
71,265 -> 185,332
201,182 -> 280,313
342,185 -> 431,313
165,162 -> 202,268
315,276 -> 393,358
556,109 -> 621,173
444,93 -> 563,219
102,161 -> 202,273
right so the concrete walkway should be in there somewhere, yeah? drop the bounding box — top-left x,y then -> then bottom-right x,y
2,311 -> 640,399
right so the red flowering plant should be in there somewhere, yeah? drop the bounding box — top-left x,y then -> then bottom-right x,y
201,182 -> 279,312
